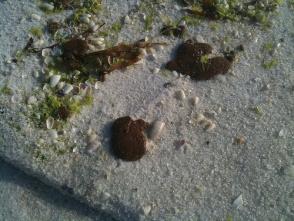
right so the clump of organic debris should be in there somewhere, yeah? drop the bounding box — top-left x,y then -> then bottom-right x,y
179,0 -> 284,27
111,116 -> 150,161
166,39 -> 235,80
41,36 -> 165,82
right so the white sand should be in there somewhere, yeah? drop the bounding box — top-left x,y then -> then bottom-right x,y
0,1 -> 293,220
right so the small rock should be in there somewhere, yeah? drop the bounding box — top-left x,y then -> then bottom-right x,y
174,90 -> 186,100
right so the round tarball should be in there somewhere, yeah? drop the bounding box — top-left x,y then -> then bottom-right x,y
111,116 -> 149,161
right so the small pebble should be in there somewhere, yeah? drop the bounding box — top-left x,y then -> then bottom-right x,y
174,90 -> 186,100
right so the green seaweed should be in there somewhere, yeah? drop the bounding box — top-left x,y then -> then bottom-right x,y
0,85 -> 13,95
262,59 -> 278,69
29,27 -> 43,38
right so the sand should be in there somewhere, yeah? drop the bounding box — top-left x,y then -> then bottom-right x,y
0,0 -> 293,220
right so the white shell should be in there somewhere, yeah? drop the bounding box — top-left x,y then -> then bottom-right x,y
27,96 -> 37,104
44,56 -> 53,65
63,84 -> 73,94
153,68 -> 160,74
31,14 -> 41,21
46,117 -> 55,129
57,81 -> 65,90
49,75 -> 61,87
80,15 -> 90,24
142,205 -> 152,216
233,194 -> 243,209
194,113 -> 205,123
204,120 -> 216,131
148,120 -> 165,140
42,48 -> 51,57
174,90 -> 186,100
124,15 -> 131,24
48,129 -> 58,140
189,96 -> 200,106
41,3 -> 54,11
11,94 -> 22,103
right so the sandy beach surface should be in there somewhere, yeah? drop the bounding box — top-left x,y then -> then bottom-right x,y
0,0 -> 293,220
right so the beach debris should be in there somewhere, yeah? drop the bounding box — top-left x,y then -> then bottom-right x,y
232,194 -> 243,209
148,120 -> 165,141
111,116 -> 150,161
166,39 -> 233,81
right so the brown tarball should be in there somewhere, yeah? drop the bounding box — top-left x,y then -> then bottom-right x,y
111,116 -> 149,161
166,40 -> 232,81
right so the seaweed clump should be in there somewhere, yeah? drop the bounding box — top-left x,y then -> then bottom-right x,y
181,0 -> 284,26
44,37 -> 165,82
111,116 -> 150,161
166,40 -> 233,80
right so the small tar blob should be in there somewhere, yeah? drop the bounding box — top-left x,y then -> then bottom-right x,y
111,116 -> 149,161
166,40 -> 232,81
